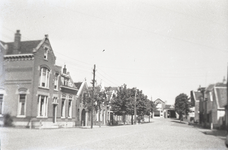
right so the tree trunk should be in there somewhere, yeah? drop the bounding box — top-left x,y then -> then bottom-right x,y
131,114 -> 133,125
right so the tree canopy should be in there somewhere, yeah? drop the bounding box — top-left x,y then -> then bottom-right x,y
110,84 -> 154,123
174,93 -> 190,120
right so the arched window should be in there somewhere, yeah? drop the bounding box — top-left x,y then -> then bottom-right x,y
39,67 -> 50,88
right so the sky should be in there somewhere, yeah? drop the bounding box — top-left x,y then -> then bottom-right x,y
0,0 -> 228,104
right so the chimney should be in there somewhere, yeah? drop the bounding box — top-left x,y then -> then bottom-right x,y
45,34 -> 48,39
63,65 -> 67,74
13,30 -> 21,54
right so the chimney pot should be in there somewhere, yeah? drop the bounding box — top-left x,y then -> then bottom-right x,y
63,65 -> 67,74
45,34 -> 48,38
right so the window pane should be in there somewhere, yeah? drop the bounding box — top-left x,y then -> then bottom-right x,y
20,94 -> 26,103
0,94 -> 3,102
20,102 -> 25,115
0,101 -> 2,114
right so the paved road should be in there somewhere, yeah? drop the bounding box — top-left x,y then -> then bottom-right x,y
0,118 -> 227,150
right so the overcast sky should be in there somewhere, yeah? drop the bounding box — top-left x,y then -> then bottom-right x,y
1,0 -> 228,104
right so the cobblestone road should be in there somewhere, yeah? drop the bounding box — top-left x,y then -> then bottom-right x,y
0,118 -> 227,150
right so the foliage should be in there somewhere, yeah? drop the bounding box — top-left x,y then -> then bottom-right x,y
3,113 -> 13,127
174,93 -> 190,120
110,84 -> 154,120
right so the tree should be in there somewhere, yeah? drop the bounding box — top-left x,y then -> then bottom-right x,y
174,93 -> 190,121
111,85 -> 154,124
93,86 -> 107,127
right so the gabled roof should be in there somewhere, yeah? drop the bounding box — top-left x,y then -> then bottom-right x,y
154,98 -> 165,104
5,40 -> 42,55
74,82 -> 83,89
205,84 -> 215,93
214,86 -> 227,108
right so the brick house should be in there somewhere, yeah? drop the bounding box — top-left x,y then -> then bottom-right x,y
0,41 -> 6,120
0,30 -> 79,128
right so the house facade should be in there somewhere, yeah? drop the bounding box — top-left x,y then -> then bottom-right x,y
0,41 -> 6,120
190,90 -> 202,123
0,30 -> 79,128
74,81 -> 91,127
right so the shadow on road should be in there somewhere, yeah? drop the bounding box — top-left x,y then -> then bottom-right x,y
171,120 -> 187,124
201,130 -> 227,140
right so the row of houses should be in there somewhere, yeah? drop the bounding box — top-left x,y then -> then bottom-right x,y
190,80 -> 227,129
0,30 -> 118,128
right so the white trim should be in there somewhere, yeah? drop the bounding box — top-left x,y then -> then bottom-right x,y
37,95 -> 48,118
17,94 -> 27,117
4,54 -> 33,58
34,39 -> 45,52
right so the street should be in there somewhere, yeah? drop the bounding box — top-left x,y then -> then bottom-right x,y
0,118 -> 227,150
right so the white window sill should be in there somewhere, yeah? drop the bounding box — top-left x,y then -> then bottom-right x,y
38,86 -> 49,90
0,115 -> 3,117
54,89 -> 58,92
17,115 -> 26,118
37,116 -> 48,119
61,117 -> 65,119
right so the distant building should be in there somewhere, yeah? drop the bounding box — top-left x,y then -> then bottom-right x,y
153,98 -> 165,118
163,104 -> 176,118
190,90 -> 202,123
207,83 -> 226,129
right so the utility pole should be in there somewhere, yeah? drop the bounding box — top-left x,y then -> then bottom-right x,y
134,88 -> 137,125
91,64 -> 96,129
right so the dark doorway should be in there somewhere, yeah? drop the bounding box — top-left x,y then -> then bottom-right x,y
81,109 -> 86,126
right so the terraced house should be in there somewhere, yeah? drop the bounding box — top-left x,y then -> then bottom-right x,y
0,30 -> 79,128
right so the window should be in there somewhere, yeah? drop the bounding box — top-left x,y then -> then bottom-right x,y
53,97 -> 58,104
64,78 -> 68,86
68,99 -> 72,118
37,95 -> 48,117
61,98 -> 66,118
0,94 -> 3,115
17,94 -> 26,117
54,73 -> 59,90
44,47 -> 48,60
39,67 -> 50,88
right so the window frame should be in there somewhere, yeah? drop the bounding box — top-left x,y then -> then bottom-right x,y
39,67 -> 50,89
17,94 -> 26,118
54,73 -> 59,91
68,99 -> 72,118
43,47 -> 49,60
61,98 -> 66,118
37,95 -> 48,118
0,94 -> 3,117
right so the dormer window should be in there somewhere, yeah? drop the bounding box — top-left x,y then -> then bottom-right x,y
44,47 -> 49,60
